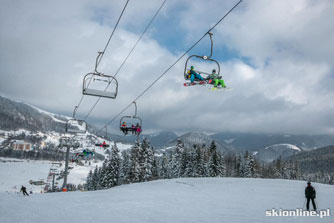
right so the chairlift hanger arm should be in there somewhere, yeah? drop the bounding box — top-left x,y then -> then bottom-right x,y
133,102 -> 137,117
207,32 -> 213,59
73,106 -> 78,118
95,52 -> 103,74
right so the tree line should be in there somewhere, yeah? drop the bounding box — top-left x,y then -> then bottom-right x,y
85,138 -> 334,191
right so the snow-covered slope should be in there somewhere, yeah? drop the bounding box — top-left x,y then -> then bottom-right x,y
0,178 -> 333,223
0,95 -> 68,132
0,158 -> 103,193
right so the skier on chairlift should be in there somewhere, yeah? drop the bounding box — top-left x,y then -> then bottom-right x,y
188,66 -> 205,84
131,124 -> 136,134
121,121 -> 128,134
207,69 -> 226,88
135,123 -> 142,136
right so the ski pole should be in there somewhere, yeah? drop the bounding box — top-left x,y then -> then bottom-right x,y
315,199 -> 319,211
303,198 -> 306,210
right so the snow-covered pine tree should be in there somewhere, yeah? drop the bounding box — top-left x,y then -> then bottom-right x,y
244,154 -> 257,178
208,141 -> 225,177
170,139 -> 185,178
92,165 -> 100,190
127,140 -> 141,183
85,169 -> 93,191
120,150 -> 131,184
99,159 -> 109,189
194,144 -> 205,177
103,142 -> 121,188
140,138 -> 155,182
159,153 -> 171,179
184,145 -> 196,177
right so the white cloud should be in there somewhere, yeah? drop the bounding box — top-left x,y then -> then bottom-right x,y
0,0 -> 333,135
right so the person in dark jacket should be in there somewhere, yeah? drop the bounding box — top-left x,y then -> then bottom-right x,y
305,181 -> 316,211
20,185 -> 29,196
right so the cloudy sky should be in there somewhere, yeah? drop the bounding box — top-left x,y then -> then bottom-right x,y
0,0 -> 333,135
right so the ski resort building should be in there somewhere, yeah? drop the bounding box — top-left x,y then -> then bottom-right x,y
11,140 -> 32,151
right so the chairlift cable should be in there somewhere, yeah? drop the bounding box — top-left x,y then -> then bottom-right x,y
73,0 -> 130,118
96,0 -> 130,68
97,0 -> 243,134
82,0 -> 167,121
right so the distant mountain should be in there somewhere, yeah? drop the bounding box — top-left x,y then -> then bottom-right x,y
143,131 -> 178,148
170,132 -> 227,152
210,132 -> 334,152
0,96 -> 68,133
254,144 -> 302,162
286,145 -> 334,174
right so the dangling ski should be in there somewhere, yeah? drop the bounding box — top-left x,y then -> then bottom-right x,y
184,81 -> 207,87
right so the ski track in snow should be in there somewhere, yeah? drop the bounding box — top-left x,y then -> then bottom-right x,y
0,178 -> 333,223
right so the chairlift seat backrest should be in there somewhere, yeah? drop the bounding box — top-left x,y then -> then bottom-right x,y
83,72 -> 118,99
66,119 -> 87,134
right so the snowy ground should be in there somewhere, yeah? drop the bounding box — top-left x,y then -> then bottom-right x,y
0,158 -> 102,193
0,178 -> 333,223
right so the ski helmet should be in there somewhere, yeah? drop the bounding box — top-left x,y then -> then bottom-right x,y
212,69 -> 216,73
190,66 -> 194,70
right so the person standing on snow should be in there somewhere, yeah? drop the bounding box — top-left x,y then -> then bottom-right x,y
20,185 -> 29,196
305,181 -> 316,211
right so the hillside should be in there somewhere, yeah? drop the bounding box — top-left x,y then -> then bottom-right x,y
170,132 -> 227,152
286,145 -> 334,174
211,132 -> 334,151
0,96 -> 68,133
0,178 -> 333,223
254,144 -> 302,162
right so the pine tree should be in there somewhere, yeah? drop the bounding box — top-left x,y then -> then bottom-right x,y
184,146 -> 196,177
85,170 -> 93,191
127,140 -> 141,183
160,153 -> 170,179
244,154 -> 257,178
92,165 -> 100,190
103,142 -> 121,188
208,141 -> 225,177
140,138 -> 154,182
120,150 -> 131,184
170,139 -> 185,178
194,145 -> 205,177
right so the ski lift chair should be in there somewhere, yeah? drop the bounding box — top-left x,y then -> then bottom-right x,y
65,119 -> 87,134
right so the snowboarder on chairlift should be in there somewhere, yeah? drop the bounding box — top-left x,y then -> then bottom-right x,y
305,181 -> 317,211
20,185 -> 29,196
208,69 -> 226,88
188,66 -> 205,84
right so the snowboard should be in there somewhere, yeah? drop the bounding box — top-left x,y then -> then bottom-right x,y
209,86 -> 232,91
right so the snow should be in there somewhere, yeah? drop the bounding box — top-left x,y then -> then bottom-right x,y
265,143 -> 302,151
0,178 -> 333,223
0,158 -> 103,193
0,158 -> 51,193
28,104 -> 69,123
224,138 -> 235,144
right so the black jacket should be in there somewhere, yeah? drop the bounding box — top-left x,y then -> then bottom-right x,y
305,185 -> 316,199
